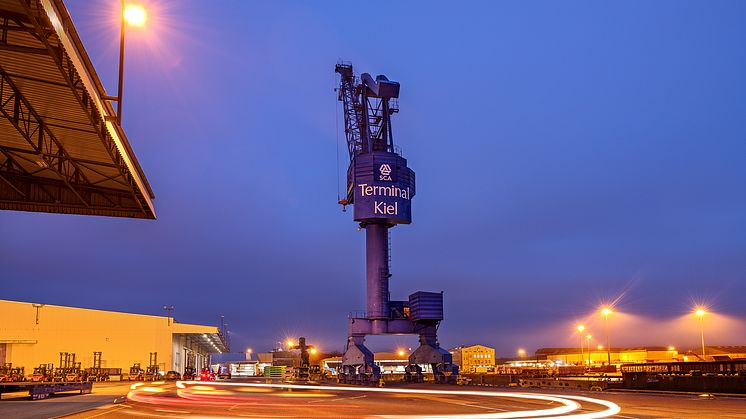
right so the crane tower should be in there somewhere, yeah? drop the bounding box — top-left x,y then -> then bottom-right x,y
335,62 -> 458,385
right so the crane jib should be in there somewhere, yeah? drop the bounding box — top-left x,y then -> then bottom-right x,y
335,63 -> 415,225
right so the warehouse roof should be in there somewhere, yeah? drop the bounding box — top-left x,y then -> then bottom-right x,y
0,0 -> 154,218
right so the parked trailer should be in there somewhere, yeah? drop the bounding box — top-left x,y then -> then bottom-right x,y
0,381 -> 92,400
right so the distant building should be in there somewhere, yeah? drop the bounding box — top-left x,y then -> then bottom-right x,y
684,346 -> 746,362
450,345 -> 496,373
257,350 -> 295,366
535,346 -> 679,365
321,352 -> 431,375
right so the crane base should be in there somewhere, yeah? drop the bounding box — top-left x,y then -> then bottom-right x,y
339,317 -> 458,385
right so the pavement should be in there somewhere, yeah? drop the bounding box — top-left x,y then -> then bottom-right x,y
0,381 -> 131,419
1,379 -> 745,418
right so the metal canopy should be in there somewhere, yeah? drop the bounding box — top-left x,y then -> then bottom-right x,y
0,0 -> 155,219
174,332 -> 230,354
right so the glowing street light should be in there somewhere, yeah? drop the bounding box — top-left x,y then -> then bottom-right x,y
287,339 -> 295,348
397,349 -> 406,357
310,348 -> 318,355
601,307 -> 612,365
577,325 -> 585,366
123,4 -> 147,27
517,349 -> 526,358
586,334 -> 592,365
695,308 -> 707,358
106,2 -> 149,125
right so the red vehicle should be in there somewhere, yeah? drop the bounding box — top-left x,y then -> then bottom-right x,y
198,368 -> 215,381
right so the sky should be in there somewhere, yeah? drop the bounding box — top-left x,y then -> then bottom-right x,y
2,0 -> 746,357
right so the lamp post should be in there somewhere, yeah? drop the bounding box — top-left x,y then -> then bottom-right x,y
163,305 -> 174,326
31,303 -> 45,325
586,334 -> 592,365
107,2 -> 147,125
601,307 -> 612,365
577,325 -> 585,366
695,308 -> 707,358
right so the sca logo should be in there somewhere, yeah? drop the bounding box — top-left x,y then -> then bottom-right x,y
378,164 -> 393,181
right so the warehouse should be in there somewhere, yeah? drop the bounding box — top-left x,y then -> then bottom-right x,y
0,300 -> 227,379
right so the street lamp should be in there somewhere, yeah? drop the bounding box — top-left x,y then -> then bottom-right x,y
577,325 -> 585,366
107,2 -> 148,125
517,349 -> 526,358
586,334 -> 592,365
695,308 -> 707,358
246,348 -> 252,360
397,349 -> 406,357
601,307 -> 612,365
163,305 -> 174,326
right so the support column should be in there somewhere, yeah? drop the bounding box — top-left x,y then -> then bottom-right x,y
365,223 -> 390,319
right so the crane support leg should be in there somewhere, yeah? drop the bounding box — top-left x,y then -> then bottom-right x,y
340,335 -> 379,385
409,327 -> 459,384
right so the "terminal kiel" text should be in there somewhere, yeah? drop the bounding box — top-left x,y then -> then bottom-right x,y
358,183 -> 411,200
374,201 -> 398,215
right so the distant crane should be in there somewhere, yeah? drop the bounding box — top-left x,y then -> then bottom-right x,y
335,62 -> 458,385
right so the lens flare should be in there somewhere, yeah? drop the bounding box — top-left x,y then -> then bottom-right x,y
123,4 -> 147,27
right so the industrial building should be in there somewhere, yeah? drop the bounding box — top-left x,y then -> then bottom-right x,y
0,300 -> 227,378
683,346 -> 746,362
535,347 -> 679,365
449,345 -> 496,373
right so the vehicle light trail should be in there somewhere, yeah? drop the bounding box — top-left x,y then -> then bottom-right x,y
126,381 -> 621,418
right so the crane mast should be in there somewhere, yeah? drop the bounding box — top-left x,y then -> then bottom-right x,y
334,62 -> 457,385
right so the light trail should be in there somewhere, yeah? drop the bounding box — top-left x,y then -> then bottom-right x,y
126,381 -> 621,418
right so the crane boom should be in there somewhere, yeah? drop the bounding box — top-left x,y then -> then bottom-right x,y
335,62 -> 409,210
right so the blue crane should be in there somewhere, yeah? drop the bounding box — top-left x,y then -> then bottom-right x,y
334,62 -> 458,385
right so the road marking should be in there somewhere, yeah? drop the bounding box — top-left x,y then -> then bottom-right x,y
73,405 -> 126,419
440,400 -> 508,411
308,394 -> 367,403
155,408 -> 192,414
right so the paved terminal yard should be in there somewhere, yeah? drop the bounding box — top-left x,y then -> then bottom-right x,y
0,379 -> 744,418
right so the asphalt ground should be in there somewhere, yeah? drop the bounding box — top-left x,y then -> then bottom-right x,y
1,380 -> 745,418
0,381 -> 131,419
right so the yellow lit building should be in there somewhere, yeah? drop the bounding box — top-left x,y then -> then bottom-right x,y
535,346 -> 679,365
450,345 -> 495,373
0,300 -> 227,377
684,346 -> 746,362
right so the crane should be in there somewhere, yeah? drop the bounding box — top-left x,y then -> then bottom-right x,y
334,62 -> 458,385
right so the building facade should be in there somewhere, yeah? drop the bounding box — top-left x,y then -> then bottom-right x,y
0,300 -> 227,377
535,347 -> 679,365
450,345 -> 496,373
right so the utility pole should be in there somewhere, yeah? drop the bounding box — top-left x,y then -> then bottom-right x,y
163,306 -> 174,326
31,303 -> 45,325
